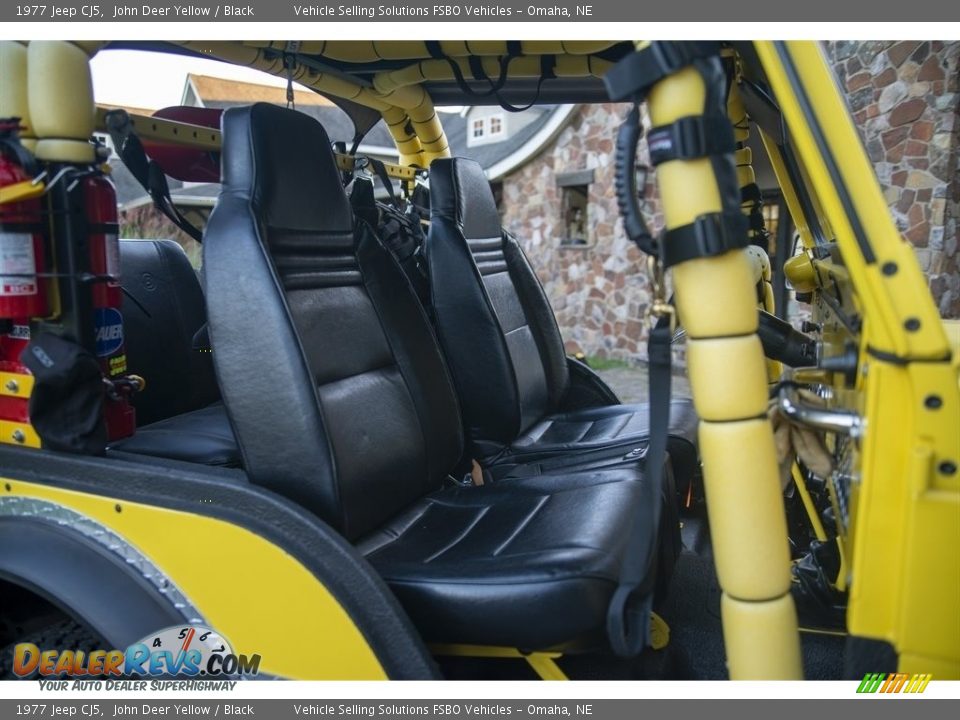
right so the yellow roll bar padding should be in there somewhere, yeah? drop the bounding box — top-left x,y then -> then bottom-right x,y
373,55 -> 612,95
646,57 -> 801,679
0,42 -> 34,151
172,42 -> 615,168
173,41 -> 438,167
247,41 -> 618,62
93,107 -> 421,182
4,479 -> 388,680
27,41 -> 96,164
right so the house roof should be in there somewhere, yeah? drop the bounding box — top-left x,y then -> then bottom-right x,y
185,74 -> 335,108
115,74 -> 570,208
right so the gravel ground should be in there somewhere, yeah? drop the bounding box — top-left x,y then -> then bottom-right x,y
594,363 -> 691,404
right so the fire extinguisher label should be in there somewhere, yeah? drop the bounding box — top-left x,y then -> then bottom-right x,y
106,232 -> 120,287
94,306 -> 125,358
0,232 -> 37,296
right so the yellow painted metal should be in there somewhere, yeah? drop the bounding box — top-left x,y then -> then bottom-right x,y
647,57 -> 801,679
649,611 -> 670,651
0,179 -> 44,205
791,463 -> 828,543
95,106 -> 221,151
758,129 -> 815,250
92,107 -> 420,181
754,41 -> 959,676
784,252 -> 817,294
1,479 -> 388,680
26,41 -> 96,164
0,420 -> 40,448
0,371 -> 34,399
754,41 -> 949,359
524,654 -> 568,681
0,42 -> 34,151
429,644 -> 568,681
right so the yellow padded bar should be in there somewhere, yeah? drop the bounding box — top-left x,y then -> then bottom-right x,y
174,41 -> 442,167
27,41 -> 96,164
248,41 -> 617,62
646,55 -> 801,679
0,42 -> 34,151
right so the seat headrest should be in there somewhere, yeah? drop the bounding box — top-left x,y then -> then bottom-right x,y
220,103 -> 353,246
430,157 -> 502,240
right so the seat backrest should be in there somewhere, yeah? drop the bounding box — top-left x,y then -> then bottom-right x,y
426,157 -> 569,456
120,238 -> 219,425
203,103 -> 463,540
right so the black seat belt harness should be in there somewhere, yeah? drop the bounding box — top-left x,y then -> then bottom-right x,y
604,42 -> 744,657
104,109 -> 204,244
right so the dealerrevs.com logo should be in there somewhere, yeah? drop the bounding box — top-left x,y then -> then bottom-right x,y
12,625 -> 261,679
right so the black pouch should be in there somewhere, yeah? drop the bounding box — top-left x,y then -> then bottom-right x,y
20,333 -> 107,455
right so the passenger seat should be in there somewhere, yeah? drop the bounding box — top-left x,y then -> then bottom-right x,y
202,103 -> 669,651
108,239 -> 240,467
425,158 -> 698,474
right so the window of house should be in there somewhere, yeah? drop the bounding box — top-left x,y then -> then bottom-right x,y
556,169 -> 595,248
489,115 -> 504,136
472,119 -> 484,138
560,185 -> 590,247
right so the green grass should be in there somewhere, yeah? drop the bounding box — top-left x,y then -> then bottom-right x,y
583,356 -> 631,371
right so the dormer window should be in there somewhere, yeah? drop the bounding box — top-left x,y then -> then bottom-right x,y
467,111 -> 510,148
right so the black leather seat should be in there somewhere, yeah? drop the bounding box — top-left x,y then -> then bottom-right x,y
202,103 -> 664,650
108,239 -> 241,467
425,157 -> 698,470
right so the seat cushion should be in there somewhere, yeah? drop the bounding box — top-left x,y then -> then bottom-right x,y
506,398 -> 698,461
358,468 -> 658,649
109,402 -> 241,467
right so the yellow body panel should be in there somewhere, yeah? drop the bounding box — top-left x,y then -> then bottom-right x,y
754,41 -> 960,675
1,479 -> 388,680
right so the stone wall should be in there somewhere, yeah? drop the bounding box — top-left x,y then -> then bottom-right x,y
500,43 -> 960,364
825,41 -> 960,317
500,102 -> 665,362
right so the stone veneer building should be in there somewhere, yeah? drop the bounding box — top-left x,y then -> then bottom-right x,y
498,41 -> 960,363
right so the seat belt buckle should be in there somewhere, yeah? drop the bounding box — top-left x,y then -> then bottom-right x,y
644,255 -> 676,334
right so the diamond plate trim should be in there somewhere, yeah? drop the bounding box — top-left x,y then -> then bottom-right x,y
0,495 -> 204,625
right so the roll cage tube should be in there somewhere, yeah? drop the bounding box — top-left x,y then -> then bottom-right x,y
609,41 -> 802,679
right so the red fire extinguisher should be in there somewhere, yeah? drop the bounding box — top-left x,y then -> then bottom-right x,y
83,170 -> 137,441
0,119 -> 48,442
0,120 -> 48,324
